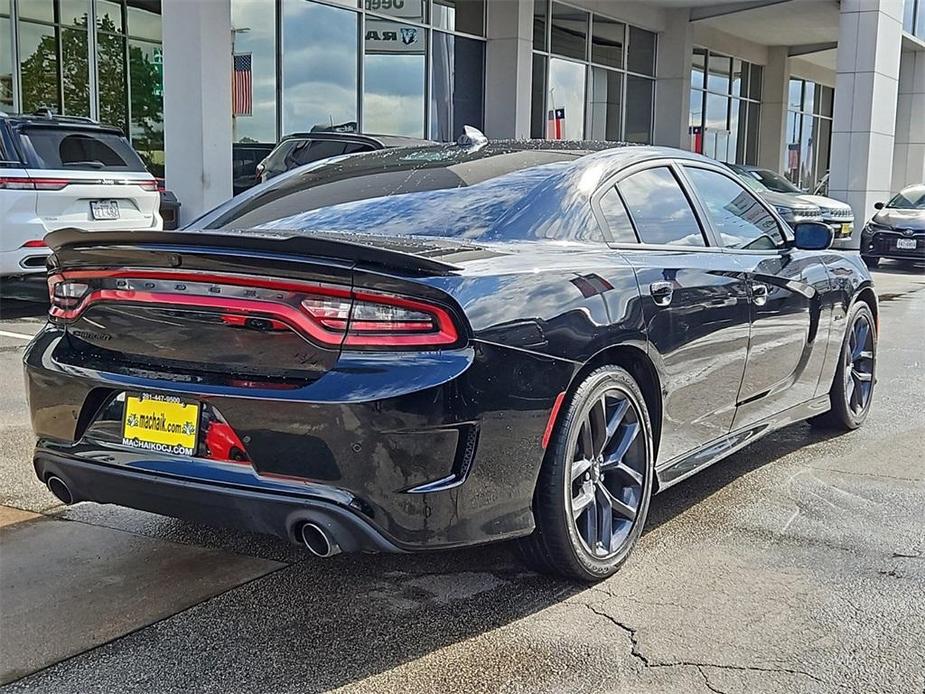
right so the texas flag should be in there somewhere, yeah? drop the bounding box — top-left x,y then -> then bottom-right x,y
547,108 -> 565,140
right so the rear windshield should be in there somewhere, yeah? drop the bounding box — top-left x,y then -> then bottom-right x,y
19,127 -> 147,172
202,147 -> 582,240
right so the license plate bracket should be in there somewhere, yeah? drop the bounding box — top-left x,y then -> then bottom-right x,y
122,392 -> 200,456
90,200 -> 120,220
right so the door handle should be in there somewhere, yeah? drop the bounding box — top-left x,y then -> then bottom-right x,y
751,283 -> 769,306
650,281 -> 674,307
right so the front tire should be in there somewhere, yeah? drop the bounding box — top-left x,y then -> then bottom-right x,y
811,302 -> 877,430
518,366 -> 654,582
862,255 -> 880,269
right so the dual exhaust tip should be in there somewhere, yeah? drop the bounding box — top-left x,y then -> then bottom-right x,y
47,474 -> 342,559
298,522 -> 341,558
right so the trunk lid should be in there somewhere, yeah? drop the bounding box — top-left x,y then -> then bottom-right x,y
45,228 -> 468,381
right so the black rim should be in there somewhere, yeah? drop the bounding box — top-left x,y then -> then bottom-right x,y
568,388 -> 646,558
845,314 -> 874,416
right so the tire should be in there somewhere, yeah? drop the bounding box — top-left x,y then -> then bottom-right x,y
862,255 -> 880,269
810,301 -> 877,431
517,366 -> 655,582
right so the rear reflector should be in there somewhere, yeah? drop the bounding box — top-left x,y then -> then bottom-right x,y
47,270 -> 461,349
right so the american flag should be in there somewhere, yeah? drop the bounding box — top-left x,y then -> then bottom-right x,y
233,53 -> 252,116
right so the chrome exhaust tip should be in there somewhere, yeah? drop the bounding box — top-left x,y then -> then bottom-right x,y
299,522 -> 341,558
46,476 -> 74,505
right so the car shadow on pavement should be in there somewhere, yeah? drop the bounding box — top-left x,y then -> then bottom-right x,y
0,299 -> 47,320
37,421 -> 846,693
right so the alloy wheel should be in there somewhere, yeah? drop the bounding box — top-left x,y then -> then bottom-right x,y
568,388 -> 646,559
845,314 -> 875,416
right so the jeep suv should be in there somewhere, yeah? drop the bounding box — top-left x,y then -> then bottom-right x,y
1,111 -> 161,298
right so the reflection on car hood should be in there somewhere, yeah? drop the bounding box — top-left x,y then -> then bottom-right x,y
871,208 -> 925,231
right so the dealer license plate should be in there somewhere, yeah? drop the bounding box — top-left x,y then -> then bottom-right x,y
896,238 -> 917,250
838,223 -> 853,237
90,200 -> 120,220
122,392 -> 200,456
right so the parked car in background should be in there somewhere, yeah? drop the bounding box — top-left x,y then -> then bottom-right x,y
0,110 -> 161,299
860,184 -> 925,268
725,163 -> 824,226
256,131 -> 433,184
26,141 -> 877,582
233,142 -> 274,196
728,164 -> 854,242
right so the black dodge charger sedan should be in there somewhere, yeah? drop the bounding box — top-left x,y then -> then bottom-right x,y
24,140 -> 877,581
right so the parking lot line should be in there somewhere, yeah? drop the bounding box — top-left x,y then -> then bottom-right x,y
0,330 -> 34,341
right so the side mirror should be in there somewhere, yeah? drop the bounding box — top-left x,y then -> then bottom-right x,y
792,222 -> 834,251
874,201 -> 884,210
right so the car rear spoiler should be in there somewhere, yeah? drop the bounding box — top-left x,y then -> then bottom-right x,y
44,227 -> 462,276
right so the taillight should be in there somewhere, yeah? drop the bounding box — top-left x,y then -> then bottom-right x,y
138,179 -> 158,192
20,239 -> 47,248
48,276 -> 91,316
45,271 -> 462,349
0,176 -> 69,190
300,290 -> 458,347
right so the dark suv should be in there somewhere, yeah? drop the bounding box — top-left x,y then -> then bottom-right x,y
256,131 -> 433,184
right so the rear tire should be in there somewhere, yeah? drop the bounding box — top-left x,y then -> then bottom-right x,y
810,302 -> 876,431
517,366 -> 654,582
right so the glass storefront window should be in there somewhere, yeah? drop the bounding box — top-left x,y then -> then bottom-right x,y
282,0 -> 358,133
97,27 -> 128,132
533,0 -> 547,50
689,48 -> 762,165
0,15 -> 13,111
533,2 -> 655,142
431,31 -> 484,141
129,38 -> 163,174
364,19 -> 426,137
61,26 -> 90,116
591,16 -> 623,70
60,0 -> 91,27
233,0 -> 277,143
97,0 -> 123,32
19,0 -> 55,23
433,0 -> 484,36
550,3 -> 587,61
547,57 -> 585,140
364,0 -> 425,22
588,67 -> 621,141
126,0 -> 161,41
624,74 -> 653,143
626,26 -> 655,76
19,21 -> 60,113
785,77 -> 833,190
530,52 -> 547,139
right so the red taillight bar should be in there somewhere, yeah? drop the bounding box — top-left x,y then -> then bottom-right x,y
0,177 -> 158,191
48,270 -> 460,348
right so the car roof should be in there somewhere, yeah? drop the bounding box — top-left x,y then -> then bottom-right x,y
1,111 -> 125,135
278,131 -> 436,148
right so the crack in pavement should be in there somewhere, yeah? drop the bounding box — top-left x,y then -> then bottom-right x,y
698,665 -> 729,694
580,602 -> 827,686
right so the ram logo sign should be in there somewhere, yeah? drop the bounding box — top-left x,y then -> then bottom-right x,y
365,19 -> 424,55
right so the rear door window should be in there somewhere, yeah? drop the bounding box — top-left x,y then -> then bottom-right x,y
19,127 -> 147,172
597,186 -> 639,244
617,167 -> 707,246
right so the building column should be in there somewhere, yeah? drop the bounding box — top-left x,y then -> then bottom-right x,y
162,0 -> 233,225
484,0 -> 533,139
653,10 -> 692,149
892,49 -> 925,190
829,0 -> 903,246
757,46 -> 789,172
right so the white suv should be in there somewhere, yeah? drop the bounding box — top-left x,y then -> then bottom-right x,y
1,112 -> 162,299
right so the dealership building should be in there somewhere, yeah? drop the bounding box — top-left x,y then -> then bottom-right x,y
2,0 -> 924,238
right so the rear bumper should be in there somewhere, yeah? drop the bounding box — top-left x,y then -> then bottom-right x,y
34,450 -> 402,552
24,327 -> 571,550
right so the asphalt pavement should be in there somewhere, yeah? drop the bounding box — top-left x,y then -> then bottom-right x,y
1,262 -> 923,694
